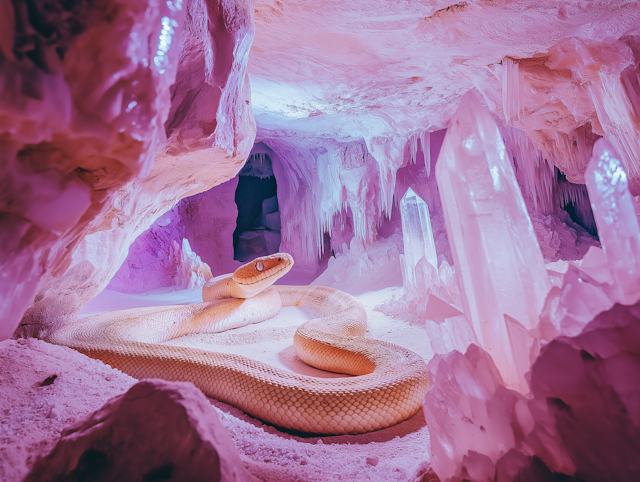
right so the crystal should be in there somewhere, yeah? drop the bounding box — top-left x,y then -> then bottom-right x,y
435,92 -> 551,390
584,138 -> 640,305
421,131 -> 432,176
400,187 -> 438,293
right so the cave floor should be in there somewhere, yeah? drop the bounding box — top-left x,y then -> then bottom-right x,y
1,286 -> 433,482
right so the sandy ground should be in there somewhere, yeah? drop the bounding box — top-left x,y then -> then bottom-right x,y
0,286 -> 435,482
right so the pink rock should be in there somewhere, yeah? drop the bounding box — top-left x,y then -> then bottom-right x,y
0,0 -> 186,340
15,0 -> 256,337
24,379 -> 255,482
525,302 -> 640,480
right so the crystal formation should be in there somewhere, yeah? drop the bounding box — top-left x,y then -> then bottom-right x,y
585,138 -> 640,305
400,188 -> 438,293
435,92 -> 551,392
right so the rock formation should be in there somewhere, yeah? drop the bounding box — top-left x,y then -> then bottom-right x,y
24,378 -> 255,482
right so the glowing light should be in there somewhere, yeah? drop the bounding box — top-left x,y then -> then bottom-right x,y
154,16 -> 179,74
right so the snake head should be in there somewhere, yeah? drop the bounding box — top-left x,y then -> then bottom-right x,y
232,253 -> 294,288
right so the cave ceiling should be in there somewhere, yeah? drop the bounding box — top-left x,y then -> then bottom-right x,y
248,0 -> 640,173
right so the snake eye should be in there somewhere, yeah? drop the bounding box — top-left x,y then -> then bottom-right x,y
256,260 -> 265,272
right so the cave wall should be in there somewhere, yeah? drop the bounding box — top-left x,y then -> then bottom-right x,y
0,0 -> 187,340
1,0 -> 256,340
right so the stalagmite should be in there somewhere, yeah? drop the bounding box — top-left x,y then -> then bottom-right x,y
400,188 -> 438,293
435,92 -> 550,392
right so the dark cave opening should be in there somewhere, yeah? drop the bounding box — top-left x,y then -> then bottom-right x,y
233,154 -> 282,262
556,170 -> 599,238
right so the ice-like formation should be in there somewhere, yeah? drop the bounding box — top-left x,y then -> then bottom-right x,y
502,58 -> 521,124
400,188 -> 438,293
175,239 -> 213,290
424,300 -> 640,482
408,131 -> 432,176
312,235 -> 403,296
263,137 -> 408,266
436,92 -> 551,392
423,344 -> 529,482
585,138 -> 640,305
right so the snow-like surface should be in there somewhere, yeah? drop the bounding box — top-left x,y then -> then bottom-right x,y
2,286 -> 434,482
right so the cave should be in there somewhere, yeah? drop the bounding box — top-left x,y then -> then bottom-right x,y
2,1 -> 640,481
233,153 -> 282,262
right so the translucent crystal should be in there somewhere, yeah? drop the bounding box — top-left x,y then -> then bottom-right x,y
435,92 -> 551,391
421,131 -> 432,176
400,188 -> 438,293
585,138 -> 640,305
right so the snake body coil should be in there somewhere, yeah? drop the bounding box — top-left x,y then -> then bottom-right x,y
48,253 -> 430,435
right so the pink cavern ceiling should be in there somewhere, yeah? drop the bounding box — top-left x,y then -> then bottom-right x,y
249,0 -> 640,183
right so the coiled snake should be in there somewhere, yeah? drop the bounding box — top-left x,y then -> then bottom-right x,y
48,253 -> 430,435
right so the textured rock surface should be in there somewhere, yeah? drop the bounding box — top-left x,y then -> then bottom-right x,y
0,338 -> 137,482
11,0 -> 256,339
251,1 -> 640,182
24,378 -> 255,482
0,0 -> 186,340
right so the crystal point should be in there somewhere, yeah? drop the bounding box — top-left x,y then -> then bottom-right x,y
400,187 -> 438,293
585,138 -> 640,305
435,92 -> 551,390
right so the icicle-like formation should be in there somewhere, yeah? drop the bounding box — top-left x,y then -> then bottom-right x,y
421,131 -> 431,176
368,136 -> 406,220
400,188 -> 438,293
502,58 -> 521,123
502,127 -> 556,213
554,180 -> 596,232
271,135 -> 413,263
590,70 -> 640,178
408,131 -> 432,175
585,139 -> 640,305
621,66 -> 640,118
436,92 -> 550,393
239,153 -> 274,178
409,133 -> 419,165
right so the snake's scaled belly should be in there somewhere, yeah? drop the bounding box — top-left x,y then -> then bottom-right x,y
48,286 -> 429,435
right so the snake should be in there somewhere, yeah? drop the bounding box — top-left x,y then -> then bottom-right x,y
48,253 -> 430,435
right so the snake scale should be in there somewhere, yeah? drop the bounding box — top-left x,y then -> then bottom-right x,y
48,253 -> 430,435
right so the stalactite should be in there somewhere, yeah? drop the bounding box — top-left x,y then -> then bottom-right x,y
502,58 -> 521,123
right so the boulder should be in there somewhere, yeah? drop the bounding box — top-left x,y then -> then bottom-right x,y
25,379 -> 255,482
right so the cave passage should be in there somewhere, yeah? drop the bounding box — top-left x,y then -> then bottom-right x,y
233,154 -> 282,262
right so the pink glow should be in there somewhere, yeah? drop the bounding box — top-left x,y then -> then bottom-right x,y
2,1 -> 640,481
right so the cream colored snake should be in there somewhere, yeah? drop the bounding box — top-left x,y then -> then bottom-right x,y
48,253 -> 430,435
